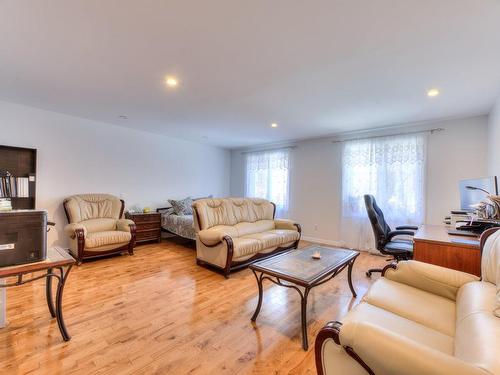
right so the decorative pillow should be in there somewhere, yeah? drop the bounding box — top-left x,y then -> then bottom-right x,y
168,197 -> 193,215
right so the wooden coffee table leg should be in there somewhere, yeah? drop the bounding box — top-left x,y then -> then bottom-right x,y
300,288 -> 310,350
347,258 -> 357,298
251,270 -> 264,322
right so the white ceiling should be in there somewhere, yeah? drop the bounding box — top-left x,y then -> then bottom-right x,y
1,1 -> 500,149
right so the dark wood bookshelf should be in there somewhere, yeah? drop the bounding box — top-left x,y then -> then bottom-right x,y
0,145 -> 37,209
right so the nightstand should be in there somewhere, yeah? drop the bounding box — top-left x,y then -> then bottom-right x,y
125,212 -> 162,244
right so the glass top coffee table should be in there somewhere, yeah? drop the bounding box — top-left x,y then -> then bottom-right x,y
249,245 -> 359,350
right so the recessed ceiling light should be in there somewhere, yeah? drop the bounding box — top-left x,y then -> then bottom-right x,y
270,123 -> 278,128
427,88 -> 440,97
165,76 -> 179,88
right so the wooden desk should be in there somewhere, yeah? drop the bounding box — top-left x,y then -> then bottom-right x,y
413,225 -> 481,276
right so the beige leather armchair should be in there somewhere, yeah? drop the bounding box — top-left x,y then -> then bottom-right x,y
315,227 -> 500,375
63,194 -> 136,264
192,198 -> 301,278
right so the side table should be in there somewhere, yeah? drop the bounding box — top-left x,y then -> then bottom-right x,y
125,212 -> 162,244
0,246 -> 75,341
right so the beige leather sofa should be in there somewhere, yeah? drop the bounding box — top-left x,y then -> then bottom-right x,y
192,198 -> 301,277
315,227 -> 500,375
63,194 -> 136,264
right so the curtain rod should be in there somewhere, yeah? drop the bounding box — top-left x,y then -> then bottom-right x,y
240,145 -> 297,155
331,128 -> 444,143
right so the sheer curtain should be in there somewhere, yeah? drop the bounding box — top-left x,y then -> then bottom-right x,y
245,149 -> 290,218
341,133 -> 427,252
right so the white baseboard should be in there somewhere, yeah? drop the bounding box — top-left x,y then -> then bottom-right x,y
300,236 -> 382,256
301,235 -> 347,248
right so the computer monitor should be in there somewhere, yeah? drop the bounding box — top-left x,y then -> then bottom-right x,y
459,176 -> 498,212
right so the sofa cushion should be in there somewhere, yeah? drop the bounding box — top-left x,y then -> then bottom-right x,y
241,229 -> 300,250
85,231 -> 131,249
193,199 -> 238,229
454,281 -> 500,374
343,302 -> 454,354
232,237 -> 263,258
64,194 -> 123,222
234,220 -> 275,237
241,232 -> 282,249
231,198 -> 275,223
268,229 -> 300,244
193,198 -> 274,230
81,218 -> 117,233
363,278 -> 456,336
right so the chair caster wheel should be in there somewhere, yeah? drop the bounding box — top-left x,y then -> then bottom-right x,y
366,271 -> 372,278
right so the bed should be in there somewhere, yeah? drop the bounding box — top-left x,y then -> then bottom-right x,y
157,196 -> 214,241
157,207 -> 196,240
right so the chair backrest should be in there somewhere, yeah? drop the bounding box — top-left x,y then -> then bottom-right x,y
364,194 -> 391,250
481,227 -> 500,286
453,227 -> 500,373
192,198 -> 275,231
480,227 -> 500,319
63,194 -> 124,223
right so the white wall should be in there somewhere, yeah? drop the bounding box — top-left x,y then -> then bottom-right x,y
0,100 -> 231,247
488,96 -> 500,177
231,116 -> 489,243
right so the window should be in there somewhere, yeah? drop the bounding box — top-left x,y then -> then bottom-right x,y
245,149 -> 290,218
341,133 -> 427,251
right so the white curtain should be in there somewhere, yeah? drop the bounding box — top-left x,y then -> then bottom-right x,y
341,133 -> 427,252
245,149 -> 290,218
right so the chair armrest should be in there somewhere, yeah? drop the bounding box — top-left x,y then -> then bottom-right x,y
387,230 -> 415,241
339,321 -> 486,375
116,219 -> 135,232
396,225 -> 419,231
198,228 -> 237,246
383,260 -> 479,300
64,223 -> 87,239
274,219 -> 301,232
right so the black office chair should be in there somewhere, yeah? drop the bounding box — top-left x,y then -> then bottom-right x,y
364,194 -> 418,277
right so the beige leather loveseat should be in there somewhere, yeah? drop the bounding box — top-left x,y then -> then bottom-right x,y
64,194 -> 136,264
192,198 -> 301,277
315,227 -> 500,375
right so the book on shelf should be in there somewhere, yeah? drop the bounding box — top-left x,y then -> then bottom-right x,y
0,175 -> 30,198
0,198 -> 12,211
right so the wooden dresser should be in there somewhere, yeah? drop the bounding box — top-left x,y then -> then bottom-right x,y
413,224 -> 481,276
125,212 -> 162,244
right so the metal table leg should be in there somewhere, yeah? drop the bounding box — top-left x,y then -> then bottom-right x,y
251,270 -> 263,322
46,265 -> 73,341
300,288 -> 311,350
347,259 -> 357,298
45,268 -> 56,318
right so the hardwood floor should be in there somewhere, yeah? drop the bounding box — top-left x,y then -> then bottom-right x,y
0,240 -> 387,375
